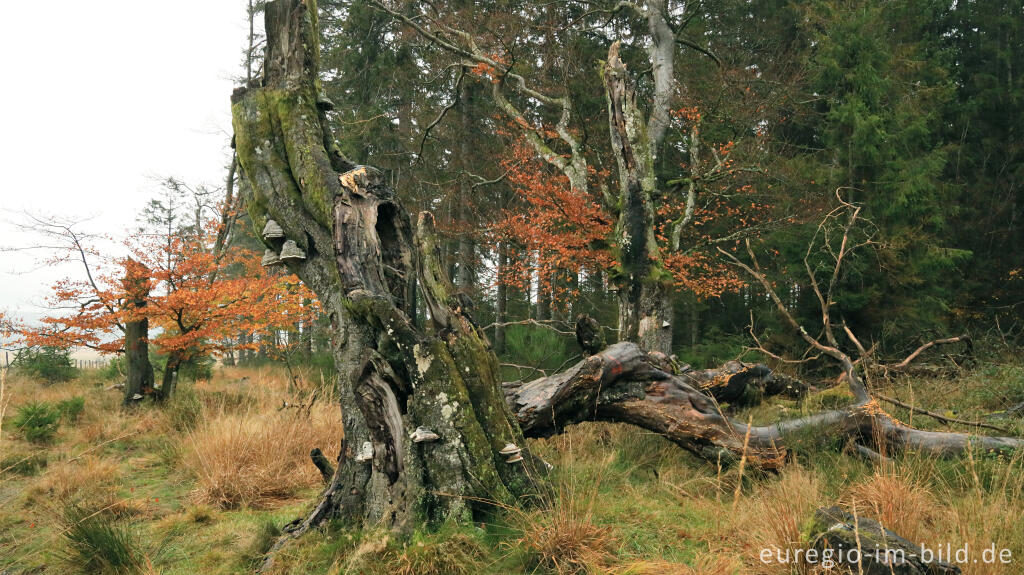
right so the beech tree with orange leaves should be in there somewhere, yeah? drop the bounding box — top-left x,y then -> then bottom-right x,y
16,187 -> 316,404
372,2 -> 779,355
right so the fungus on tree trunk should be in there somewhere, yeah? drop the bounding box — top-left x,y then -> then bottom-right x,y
231,1 -> 542,561
233,2 -> 1024,569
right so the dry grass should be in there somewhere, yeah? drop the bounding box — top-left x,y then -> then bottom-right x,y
182,403 -> 339,509
510,455 -> 619,575
28,455 -> 120,505
25,455 -> 148,517
613,554 -> 743,575
734,466 -> 821,574
845,468 -> 937,544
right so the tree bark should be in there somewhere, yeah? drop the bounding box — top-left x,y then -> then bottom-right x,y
232,0 -> 539,541
160,355 -> 180,400
505,341 -> 1024,469
495,242 -> 508,355
604,42 -> 674,355
122,259 -> 154,406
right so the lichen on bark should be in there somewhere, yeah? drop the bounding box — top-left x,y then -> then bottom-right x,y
231,0 -> 541,547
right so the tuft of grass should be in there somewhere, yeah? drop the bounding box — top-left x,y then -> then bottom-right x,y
182,406 -> 339,509
56,503 -> 146,575
246,518 -> 282,567
735,466 -> 821,575
164,386 -> 203,432
509,468 -> 618,574
386,528 -> 488,575
13,401 -> 61,443
25,455 -> 148,517
183,504 -> 216,524
845,469 -> 937,544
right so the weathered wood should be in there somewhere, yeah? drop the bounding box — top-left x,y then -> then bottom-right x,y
604,41 -> 674,355
505,342 -> 1024,470
309,447 -> 335,483
574,314 -> 606,356
231,0 -> 539,554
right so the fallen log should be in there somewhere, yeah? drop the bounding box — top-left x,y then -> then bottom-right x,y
504,342 -> 1024,470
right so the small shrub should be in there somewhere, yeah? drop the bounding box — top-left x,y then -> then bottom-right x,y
13,401 -> 61,443
101,356 -> 126,381
57,396 -> 86,423
179,355 -> 215,382
56,503 -> 144,574
14,346 -> 78,383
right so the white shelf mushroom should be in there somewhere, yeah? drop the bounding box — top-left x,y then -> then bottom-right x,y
354,441 -> 374,462
410,426 -> 440,443
498,443 -> 521,456
261,248 -> 282,267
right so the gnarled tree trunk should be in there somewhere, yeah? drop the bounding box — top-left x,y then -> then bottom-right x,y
604,42 -> 674,355
122,258 -> 155,406
232,0 -> 539,542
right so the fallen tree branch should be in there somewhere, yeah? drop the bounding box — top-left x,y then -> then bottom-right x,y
874,393 -> 1011,434
884,334 -> 971,372
481,318 -> 576,336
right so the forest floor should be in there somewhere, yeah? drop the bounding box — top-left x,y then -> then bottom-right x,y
1,359 -> 1023,574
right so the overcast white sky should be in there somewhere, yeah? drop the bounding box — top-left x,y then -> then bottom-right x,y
0,1 -> 253,334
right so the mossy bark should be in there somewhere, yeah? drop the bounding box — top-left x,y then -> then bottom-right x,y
232,0 -> 540,542
604,42 -> 674,355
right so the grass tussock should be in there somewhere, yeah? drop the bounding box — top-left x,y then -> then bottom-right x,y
845,468 -> 937,543
56,503 -> 153,575
510,457 -> 619,575
182,404 -> 339,509
739,466 -> 822,574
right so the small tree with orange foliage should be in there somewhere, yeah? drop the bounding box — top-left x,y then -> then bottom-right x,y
18,199 -> 316,401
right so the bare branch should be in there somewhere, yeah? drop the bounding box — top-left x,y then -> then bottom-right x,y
875,393 -> 1011,434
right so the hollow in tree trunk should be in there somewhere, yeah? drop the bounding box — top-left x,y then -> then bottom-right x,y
232,0 -> 541,542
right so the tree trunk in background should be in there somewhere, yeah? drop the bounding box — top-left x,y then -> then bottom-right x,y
536,269 -> 551,321
494,242 -> 508,355
456,83 -> 476,293
240,333 -> 251,363
604,42 -> 673,355
689,304 -> 699,348
122,259 -> 155,406
232,0 -> 540,539
160,355 -> 180,400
